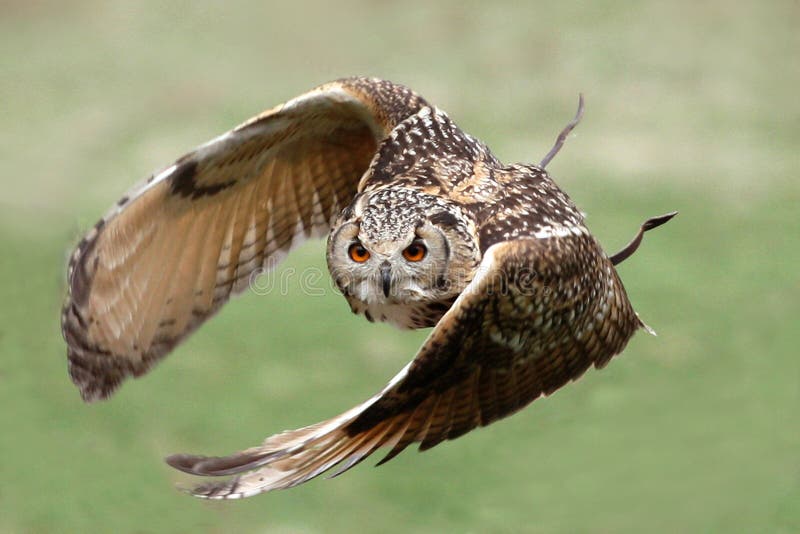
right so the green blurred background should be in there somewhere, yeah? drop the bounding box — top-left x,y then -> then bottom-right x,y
1,1 -> 798,532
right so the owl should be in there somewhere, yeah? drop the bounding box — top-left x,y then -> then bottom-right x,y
61,77 -> 675,499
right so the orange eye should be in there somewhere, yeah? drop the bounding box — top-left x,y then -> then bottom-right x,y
348,243 -> 370,263
402,242 -> 427,262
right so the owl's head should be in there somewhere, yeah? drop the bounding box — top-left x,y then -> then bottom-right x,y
327,189 -> 479,319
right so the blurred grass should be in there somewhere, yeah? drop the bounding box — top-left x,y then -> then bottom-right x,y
1,1 -> 798,532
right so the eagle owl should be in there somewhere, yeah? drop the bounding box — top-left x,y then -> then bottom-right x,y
62,77 -> 675,499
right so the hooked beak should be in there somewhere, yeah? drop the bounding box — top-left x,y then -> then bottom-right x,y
380,262 -> 392,298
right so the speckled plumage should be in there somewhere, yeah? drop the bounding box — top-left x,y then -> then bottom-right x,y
61,77 -> 674,499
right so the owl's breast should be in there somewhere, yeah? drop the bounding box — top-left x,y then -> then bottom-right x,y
345,294 -> 458,330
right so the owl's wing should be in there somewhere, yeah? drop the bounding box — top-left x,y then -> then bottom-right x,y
167,232 -> 643,498
62,77 -> 429,402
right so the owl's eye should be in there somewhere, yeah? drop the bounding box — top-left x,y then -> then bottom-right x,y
402,242 -> 427,262
348,243 -> 370,263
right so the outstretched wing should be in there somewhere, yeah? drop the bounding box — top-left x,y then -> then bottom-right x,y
62,77 -> 429,402
167,231 -> 643,499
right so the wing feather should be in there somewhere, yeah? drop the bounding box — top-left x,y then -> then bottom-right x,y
62,77 -> 429,401
166,233 -> 644,498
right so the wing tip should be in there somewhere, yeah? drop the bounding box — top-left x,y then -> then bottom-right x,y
174,480 -> 247,500
62,298 -> 170,402
165,450 -> 278,477
66,348 -> 127,402
63,314 -> 138,402
165,453 -> 207,474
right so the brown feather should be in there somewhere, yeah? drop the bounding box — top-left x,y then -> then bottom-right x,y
169,235 -> 644,498
62,78 -> 429,401
62,77 -> 671,498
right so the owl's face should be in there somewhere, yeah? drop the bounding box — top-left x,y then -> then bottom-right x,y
327,189 -> 479,327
